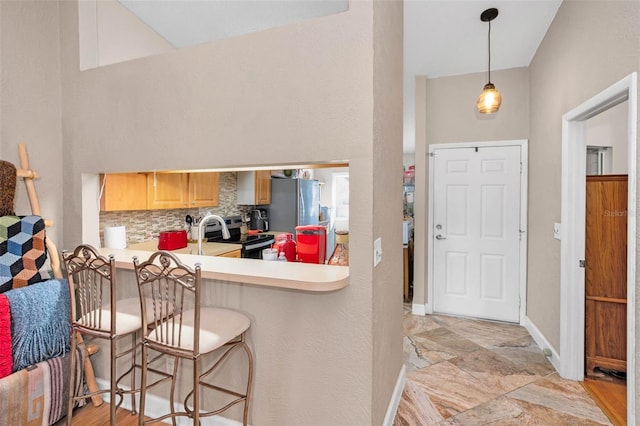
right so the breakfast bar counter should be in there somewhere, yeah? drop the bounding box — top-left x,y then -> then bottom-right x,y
128,239 -> 242,257
99,246 -> 349,292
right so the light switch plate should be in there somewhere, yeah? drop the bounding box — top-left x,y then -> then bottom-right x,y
553,223 -> 561,240
374,237 -> 382,267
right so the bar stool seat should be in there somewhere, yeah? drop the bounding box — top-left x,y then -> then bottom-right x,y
147,307 -> 250,353
79,297 -> 165,334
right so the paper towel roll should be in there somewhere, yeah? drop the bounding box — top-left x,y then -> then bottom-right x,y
104,226 -> 127,249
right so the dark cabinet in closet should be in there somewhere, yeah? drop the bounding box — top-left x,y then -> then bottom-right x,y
585,174 -> 627,377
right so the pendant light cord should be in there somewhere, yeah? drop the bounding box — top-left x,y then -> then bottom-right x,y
487,20 -> 492,84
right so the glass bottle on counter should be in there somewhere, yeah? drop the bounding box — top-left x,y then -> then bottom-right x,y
328,231 -> 349,266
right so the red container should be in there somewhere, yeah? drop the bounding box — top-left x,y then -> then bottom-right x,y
275,233 -> 297,262
295,225 -> 326,264
158,230 -> 188,250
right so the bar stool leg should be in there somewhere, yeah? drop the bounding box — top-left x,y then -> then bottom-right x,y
242,339 -> 254,426
110,338 -> 117,426
66,330 -> 78,425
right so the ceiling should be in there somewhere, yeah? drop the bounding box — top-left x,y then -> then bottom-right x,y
117,0 -> 562,155
404,0 -> 562,154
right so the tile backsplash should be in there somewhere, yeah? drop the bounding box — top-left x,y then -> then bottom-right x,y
99,172 -> 253,245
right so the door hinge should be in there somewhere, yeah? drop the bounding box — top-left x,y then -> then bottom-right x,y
579,260 -> 586,268
520,162 -> 523,174
519,229 -> 525,240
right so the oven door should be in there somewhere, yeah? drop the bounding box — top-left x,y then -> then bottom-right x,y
243,236 -> 276,259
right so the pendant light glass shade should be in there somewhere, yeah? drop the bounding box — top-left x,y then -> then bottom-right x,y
477,8 -> 501,114
477,82 -> 502,114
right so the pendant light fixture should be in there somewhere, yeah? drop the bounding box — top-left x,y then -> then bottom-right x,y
477,8 -> 502,114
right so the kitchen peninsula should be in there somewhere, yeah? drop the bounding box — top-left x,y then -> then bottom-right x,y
99,246 -> 349,292
128,239 -> 242,257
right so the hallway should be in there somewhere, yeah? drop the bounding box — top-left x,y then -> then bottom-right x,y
394,308 -> 613,425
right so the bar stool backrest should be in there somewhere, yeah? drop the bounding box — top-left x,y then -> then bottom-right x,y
133,251 -> 201,358
64,245 -> 116,335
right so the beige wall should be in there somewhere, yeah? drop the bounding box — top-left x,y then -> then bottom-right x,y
0,1 -> 64,249
78,0 -> 174,70
412,67 -> 530,308
527,0 -> 639,356
54,0 -> 402,424
371,1 -> 404,424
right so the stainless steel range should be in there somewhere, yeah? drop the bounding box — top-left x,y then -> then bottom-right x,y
204,215 -> 275,259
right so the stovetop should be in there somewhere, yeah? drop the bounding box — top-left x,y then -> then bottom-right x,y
204,215 -> 275,246
207,233 -> 274,245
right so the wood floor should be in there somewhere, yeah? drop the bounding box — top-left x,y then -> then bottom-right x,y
583,378 -> 627,426
54,403 -> 164,426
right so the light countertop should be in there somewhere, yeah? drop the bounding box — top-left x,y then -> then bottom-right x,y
99,245 -> 349,293
128,240 -> 242,257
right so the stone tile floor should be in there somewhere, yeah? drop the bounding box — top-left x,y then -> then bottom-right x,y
394,307 -> 612,425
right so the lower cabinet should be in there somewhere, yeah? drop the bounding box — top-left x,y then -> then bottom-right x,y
218,249 -> 241,258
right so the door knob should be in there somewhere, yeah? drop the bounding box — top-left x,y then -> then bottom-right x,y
435,234 -> 446,240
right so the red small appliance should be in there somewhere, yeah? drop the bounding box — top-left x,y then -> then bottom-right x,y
158,230 -> 188,250
275,233 -> 297,262
295,225 -> 326,264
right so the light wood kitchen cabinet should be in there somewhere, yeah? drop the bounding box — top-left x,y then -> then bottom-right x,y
218,249 -> 241,258
188,172 -> 220,208
237,170 -> 271,205
100,173 -> 147,211
147,172 -> 220,210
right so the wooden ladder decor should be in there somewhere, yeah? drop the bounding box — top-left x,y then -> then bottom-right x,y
16,143 -> 104,407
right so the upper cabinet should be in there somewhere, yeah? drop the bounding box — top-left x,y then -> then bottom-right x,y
100,173 -> 148,211
237,171 -> 271,205
147,173 -> 187,209
188,172 -> 220,207
100,172 -> 220,211
147,172 -> 220,210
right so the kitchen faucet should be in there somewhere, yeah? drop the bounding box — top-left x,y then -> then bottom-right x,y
197,213 -> 230,255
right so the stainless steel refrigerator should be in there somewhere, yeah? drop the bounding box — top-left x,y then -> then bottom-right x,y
268,178 -> 320,235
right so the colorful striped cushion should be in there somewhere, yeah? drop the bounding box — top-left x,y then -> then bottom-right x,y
0,294 -> 11,378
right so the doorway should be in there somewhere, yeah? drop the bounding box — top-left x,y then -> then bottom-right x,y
428,140 -> 528,324
560,72 -> 637,424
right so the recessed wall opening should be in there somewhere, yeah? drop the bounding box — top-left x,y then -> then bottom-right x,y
560,72 -> 637,424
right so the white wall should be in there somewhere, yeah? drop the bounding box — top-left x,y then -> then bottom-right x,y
586,100 -> 628,174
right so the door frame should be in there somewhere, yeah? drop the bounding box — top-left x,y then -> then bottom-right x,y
426,140 -> 529,324
560,72 -> 637,423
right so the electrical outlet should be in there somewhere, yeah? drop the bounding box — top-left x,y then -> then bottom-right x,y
374,237 -> 382,267
166,356 -> 175,373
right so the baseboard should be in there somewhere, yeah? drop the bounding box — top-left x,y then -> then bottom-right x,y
383,365 -> 406,426
523,316 -> 561,373
95,378 -> 243,425
412,303 -> 426,316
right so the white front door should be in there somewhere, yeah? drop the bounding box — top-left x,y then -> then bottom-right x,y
432,145 -> 522,323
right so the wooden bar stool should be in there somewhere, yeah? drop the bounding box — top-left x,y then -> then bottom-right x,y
63,245 -> 142,425
133,251 -> 254,426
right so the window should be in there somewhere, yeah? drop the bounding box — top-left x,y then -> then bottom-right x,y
332,173 -> 349,220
